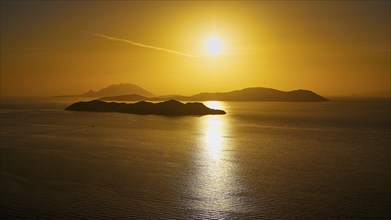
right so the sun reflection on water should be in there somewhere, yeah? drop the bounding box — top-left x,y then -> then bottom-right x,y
204,116 -> 223,160
187,101 -> 243,217
204,101 -> 222,110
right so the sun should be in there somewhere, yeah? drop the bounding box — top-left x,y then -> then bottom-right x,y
205,36 -> 223,56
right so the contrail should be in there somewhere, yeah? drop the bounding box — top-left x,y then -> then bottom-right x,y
84,31 -> 194,57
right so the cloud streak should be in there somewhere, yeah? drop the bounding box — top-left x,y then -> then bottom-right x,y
84,31 -> 194,57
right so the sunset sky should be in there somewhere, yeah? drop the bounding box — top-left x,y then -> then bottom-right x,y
1,1 -> 390,97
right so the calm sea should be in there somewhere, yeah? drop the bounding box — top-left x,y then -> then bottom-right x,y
1,97 -> 390,219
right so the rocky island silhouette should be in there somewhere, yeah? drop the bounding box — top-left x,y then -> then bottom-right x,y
95,86 -> 328,102
65,100 -> 226,116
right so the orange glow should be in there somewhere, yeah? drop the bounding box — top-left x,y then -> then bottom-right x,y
0,1 -> 389,97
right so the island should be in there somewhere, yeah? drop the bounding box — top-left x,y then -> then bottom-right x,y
65,100 -> 226,116
97,87 -> 328,102
56,83 -> 328,102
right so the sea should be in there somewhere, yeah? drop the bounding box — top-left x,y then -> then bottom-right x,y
0,97 -> 390,219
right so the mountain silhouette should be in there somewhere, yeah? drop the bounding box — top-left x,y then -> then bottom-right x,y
80,83 -> 154,98
98,94 -> 148,101
98,87 -> 327,102
188,87 -> 328,101
65,100 -> 226,116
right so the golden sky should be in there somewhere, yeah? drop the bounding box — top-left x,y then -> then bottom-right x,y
1,1 -> 390,97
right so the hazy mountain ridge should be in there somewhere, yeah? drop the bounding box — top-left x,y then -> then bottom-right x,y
98,87 -> 328,102
80,83 -> 155,98
98,94 -> 148,101
188,87 -> 327,101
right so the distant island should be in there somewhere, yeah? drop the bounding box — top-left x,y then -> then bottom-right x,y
56,83 -> 155,98
57,83 -> 328,102
65,100 -> 226,116
99,87 -> 328,102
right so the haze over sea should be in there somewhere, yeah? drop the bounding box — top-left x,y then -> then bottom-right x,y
1,97 -> 390,219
